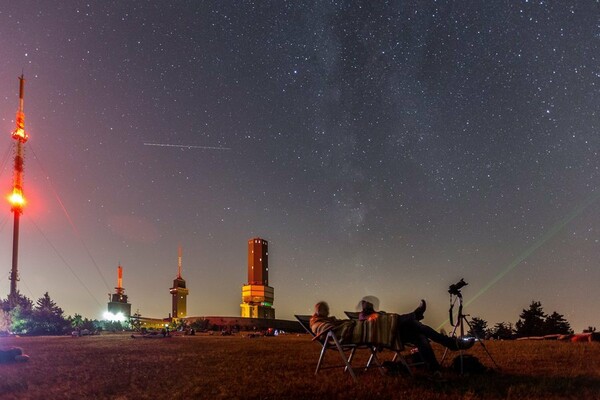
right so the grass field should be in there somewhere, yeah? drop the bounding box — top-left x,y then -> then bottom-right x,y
1,333 -> 599,399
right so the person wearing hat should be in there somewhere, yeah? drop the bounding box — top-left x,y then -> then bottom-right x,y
358,296 -> 427,322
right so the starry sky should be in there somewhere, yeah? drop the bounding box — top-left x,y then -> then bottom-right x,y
0,1 -> 598,332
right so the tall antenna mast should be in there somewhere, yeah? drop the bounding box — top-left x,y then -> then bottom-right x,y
177,245 -> 182,279
8,74 -> 29,301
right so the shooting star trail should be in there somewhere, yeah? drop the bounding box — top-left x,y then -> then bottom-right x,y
143,143 -> 231,150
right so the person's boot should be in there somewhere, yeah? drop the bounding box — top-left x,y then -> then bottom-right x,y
414,299 -> 426,321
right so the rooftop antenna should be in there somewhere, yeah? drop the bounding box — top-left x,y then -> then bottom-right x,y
8,74 -> 29,302
116,264 -> 124,295
177,245 -> 182,279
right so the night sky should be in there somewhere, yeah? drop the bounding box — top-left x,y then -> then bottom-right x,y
0,1 -> 598,332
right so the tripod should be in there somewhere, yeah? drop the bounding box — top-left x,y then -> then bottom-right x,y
440,291 -> 499,373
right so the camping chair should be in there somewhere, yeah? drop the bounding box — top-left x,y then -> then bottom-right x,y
344,311 -> 425,376
295,315 -> 382,382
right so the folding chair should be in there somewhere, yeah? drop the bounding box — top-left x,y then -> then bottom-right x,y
341,312 -> 386,373
295,315 -> 381,382
344,311 -> 425,376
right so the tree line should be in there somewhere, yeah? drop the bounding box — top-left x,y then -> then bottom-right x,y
467,300 -> 594,340
0,291 -> 124,335
1,293 -> 594,338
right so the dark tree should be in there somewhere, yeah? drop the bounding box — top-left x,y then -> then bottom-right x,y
583,326 -> 596,333
190,318 -> 209,332
130,311 -> 142,332
544,311 -> 573,335
515,301 -> 547,337
1,292 -> 34,334
30,292 -> 70,335
70,313 -> 84,328
171,318 -> 188,332
1,291 -> 33,313
490,322 -> 514,340
81,318 -> 100,332
68,315 -> 97,332
103,320 -> 127,331
467,316 -> 488,339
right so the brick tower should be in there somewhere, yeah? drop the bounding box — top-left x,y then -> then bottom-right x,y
241,237 -> 275,319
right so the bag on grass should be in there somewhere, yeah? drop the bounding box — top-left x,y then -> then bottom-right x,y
452,354 -> 487,374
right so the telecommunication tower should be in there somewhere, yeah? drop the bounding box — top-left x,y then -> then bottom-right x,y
107,265 -> 132,318
170,246 -> 189,319
8,75 -> 29,300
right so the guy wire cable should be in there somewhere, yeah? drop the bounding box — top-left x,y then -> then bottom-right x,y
28,143 -> 111,292
27,215 -> 103,307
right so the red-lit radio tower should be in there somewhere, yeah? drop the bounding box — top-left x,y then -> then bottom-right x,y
8,74 -> 29,300
107,265 -> 131,318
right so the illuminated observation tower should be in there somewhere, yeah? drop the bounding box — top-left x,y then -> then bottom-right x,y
241,237 -> 275,319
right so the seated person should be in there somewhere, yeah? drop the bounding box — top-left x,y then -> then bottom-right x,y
310,300 -> 473,375
309,301 -> 357,342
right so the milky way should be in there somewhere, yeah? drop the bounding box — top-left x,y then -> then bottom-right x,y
0,1 -> 598,331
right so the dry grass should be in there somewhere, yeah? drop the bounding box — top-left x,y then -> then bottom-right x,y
1,333 -> 599,399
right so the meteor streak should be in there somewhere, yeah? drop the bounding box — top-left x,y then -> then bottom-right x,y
143,142 -> 230,150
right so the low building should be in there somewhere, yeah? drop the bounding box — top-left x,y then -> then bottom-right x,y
185,316 -> 301,333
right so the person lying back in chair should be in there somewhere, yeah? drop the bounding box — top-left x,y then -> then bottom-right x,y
310,300 -> 474,377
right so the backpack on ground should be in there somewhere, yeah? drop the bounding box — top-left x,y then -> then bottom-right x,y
452,354 -> 487,374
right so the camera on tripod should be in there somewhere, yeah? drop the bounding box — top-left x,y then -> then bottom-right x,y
442,277 -> 499,372
448,278 -> 468,296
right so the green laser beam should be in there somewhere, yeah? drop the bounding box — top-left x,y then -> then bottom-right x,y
437,190 -> 600,331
